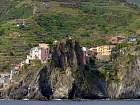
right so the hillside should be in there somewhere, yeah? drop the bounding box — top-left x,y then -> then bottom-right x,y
4,36 -> 140,100
0,0 -> 140,71
127,0 -> 140,5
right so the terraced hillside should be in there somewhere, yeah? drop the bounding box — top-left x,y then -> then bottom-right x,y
0,0 -> 140,71
127,0 -> 140,5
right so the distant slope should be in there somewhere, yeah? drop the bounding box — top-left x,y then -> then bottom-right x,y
127,0 -> 140,4
0,0 -> 33,21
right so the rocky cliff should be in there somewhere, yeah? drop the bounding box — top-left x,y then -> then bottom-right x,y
107,46 -> 140,99
4,39 -> 140,100
6,38 -> 107,100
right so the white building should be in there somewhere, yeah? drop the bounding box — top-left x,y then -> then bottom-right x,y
0,73 -> 10,84
82,47 -> 88,65
25,44 -> 50,63
29,47 -> 42,60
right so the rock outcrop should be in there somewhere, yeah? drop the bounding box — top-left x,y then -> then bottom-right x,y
5,40 -> 140,100
6,38 -> 107,100
108,46 -> 140,99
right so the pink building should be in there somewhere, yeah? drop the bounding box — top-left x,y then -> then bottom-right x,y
39,44 -> 50,62
40,47 -> 50,61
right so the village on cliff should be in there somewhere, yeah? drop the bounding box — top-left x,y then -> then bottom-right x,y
0,34 -> 138,96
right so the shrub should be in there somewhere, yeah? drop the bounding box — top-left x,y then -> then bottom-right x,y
95,39 -> 108,45
0,28 -> 4,36
116,43 -> 129,49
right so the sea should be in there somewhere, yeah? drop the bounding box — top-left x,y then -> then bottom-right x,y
0,100 -> 140,105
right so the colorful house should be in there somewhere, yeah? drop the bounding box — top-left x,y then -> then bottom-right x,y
0,73 -> 10,84
39,44 -> 50,61
29,47 -> 41,60
89,45 -> 115,61
128,35 -> 137,43
0,73 -> 11,89
96,45 -> 115,56
26,43 -> 50,63
111,36 -> 126,45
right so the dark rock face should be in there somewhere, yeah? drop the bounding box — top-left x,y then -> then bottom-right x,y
51,39 -> 85,69
8,85 -> 28,99
38,66 -> 53,99
66,38 -> 74,67
51,45 -> 62,68
74,41 -> 85,67
68,70 -> 108,99
49,39 -> 108,99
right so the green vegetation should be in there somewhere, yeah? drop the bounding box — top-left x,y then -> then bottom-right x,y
0,0 -> 140,71
101,63 -> 119,83
5,4 -> 32,19
0,0 -> 33,21
116,43 -> 130,49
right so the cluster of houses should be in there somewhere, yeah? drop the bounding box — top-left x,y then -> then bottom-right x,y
11,34 -> 139,73
0,44 -> 50,91
14,43 -> 50,71
84,34 -> 138,62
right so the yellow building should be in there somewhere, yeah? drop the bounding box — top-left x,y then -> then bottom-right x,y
96,45 -> 115,56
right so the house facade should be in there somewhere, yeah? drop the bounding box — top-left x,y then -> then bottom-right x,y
111,36 -> 126,45
96,45 -> 115,56
128,35 -> 137,43
39,44 -> 50,61
0,73 -> 11,89
26,43 -> 50,63
29,47 -> 42,60
89,45 -> 115,61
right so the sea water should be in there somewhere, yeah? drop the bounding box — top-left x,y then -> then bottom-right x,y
0,100 -> 140,105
